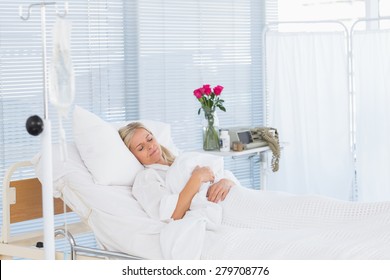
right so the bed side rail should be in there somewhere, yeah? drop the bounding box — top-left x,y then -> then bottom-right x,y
1,161 -> 33,243
55,229 -> 143,260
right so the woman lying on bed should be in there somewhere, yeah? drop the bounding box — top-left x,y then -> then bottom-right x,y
119,121 -> 390,259
119,121 -> 238,223
119,122 -> 390,230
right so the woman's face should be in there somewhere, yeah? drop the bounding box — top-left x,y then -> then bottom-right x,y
129,128 -> 163,165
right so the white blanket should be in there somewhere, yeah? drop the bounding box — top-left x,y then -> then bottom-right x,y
36,144 -> 390,260
202,188 -> 390,259
161,153 -> 390,259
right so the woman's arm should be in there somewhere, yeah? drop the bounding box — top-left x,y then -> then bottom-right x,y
171,166 -> 214,220
207,178 -> 235,203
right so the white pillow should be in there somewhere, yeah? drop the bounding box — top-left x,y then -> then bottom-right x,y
73,105 -> 178,186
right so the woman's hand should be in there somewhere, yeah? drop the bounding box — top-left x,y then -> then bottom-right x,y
191,166 -> 215,184
207,178 -> 234,203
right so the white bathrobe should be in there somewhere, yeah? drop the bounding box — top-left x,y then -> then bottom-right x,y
132,152 -> 239,225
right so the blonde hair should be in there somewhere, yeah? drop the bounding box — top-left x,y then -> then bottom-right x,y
118,122 -> 175,165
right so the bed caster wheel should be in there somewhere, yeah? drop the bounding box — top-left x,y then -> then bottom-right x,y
26,115 -> 44,136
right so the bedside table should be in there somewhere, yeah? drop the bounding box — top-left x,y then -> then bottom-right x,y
195,144 -> 284,190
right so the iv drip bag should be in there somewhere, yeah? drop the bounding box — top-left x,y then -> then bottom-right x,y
50,18 -> 75,116
49,18 -> 75,161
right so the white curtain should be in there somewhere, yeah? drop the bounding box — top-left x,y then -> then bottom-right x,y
266,32 -> 354,200
353,30 -> 390,202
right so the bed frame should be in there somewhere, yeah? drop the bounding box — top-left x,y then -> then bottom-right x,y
0,161 -> 142,260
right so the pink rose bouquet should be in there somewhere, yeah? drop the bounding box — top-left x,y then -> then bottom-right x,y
193,84 -> 226,115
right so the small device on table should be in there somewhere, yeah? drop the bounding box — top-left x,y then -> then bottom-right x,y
228,128 -> 268,150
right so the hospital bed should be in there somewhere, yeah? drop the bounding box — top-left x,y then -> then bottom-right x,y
1,106 -> 390,260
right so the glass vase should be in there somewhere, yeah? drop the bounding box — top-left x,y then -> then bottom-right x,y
203,108 -> 220,151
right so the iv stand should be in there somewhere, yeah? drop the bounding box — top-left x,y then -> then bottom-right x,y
20,1 -> 68,260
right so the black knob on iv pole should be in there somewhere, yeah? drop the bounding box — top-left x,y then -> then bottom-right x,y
26,115 -> 44,136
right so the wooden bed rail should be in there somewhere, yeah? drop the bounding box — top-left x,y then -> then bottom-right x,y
2,161 -> 71,221
8,178 -> 71,223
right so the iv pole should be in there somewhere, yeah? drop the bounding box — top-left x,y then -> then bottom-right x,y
20,1 -> 68,260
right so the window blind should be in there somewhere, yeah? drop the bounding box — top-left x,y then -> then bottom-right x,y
0,0 -> 275,257
0,0 -> 137,179
0,0 -> 135,255
137,0 -> 271,188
